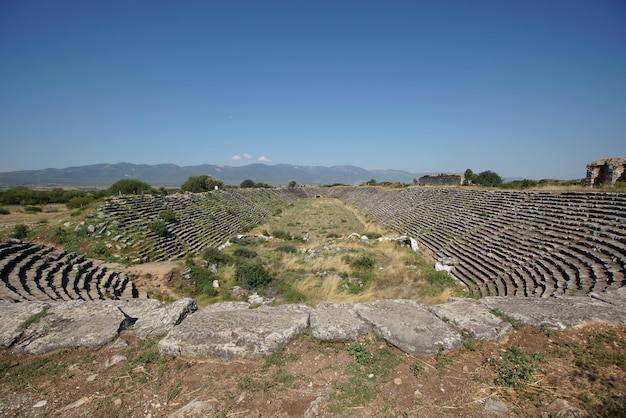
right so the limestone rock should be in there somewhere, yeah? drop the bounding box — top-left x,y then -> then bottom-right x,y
12,300 -> 131,354
429,298 -> 512,340
0,301 -> 49,349
158,303 -> 311,360
589,287 -> 626,309
484,396 -> 508,416
546,398 -> 587,417
479,296 -> 626,330
112,298 -> 197,339
310,303 -> 369,342
168,400 -> 213,418
105,354 -> 127,368
354,299 -> 462,355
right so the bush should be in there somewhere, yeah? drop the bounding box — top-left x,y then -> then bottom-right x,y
272,230 -> 292,240
201,247 -> 230,265
88,243 -> 111,258
159,210 -> 177,223
108,179 -> 154,196
233,247 -> 257,258
0,207 -> 9,215
181,175 -> 224,193
24,206 -> 42,213
275,244 -> 298,254
66,196 -> 94,209
188,265 -> 218,296
235,261 -> 272,290
149,220 -> 168,237
350,255 -> 375,270
12,224 -> 29,239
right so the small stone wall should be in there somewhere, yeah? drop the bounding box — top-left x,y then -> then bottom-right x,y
586,157 -> 626,187
414,174 -> 465,186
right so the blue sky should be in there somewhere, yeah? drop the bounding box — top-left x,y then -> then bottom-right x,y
1,0 -> 624,179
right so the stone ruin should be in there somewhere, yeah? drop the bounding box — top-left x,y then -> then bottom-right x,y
586,157 -> 626,188
414,173 -> 466,186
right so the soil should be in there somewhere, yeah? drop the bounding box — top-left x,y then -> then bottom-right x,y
1,320 -> 624,417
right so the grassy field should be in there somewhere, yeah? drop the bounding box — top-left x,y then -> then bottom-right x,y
183,197 -> 466,306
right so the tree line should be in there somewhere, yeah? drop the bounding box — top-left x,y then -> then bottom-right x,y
0,175 -> 297,208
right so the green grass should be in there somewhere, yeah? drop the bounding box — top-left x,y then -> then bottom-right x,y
328,342 -> 401,413
0,357 -> 64,390
489,308 -> 524,330
494,346 -> 544,387
16,306 -> 49,333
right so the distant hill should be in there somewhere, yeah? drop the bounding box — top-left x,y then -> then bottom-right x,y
0,163 -> 427,188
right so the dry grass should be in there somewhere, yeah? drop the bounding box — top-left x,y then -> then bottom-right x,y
0,203 -> 72,233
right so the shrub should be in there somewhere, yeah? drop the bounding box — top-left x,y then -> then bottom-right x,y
24,206 -> 42,213
66,196 -> 94,209
272,230 -> 292,240
181,175 -> 223,193
275,244 -> 298,254
149,220 -> 168,237
12,224 -> 29,239
159,210 -> 177,223
88,243 -> 111,258
348,342 -> 373,365
0,207 -> 9,215
108,179 -> 154,195
201,247 -> 230,265
409,362 -> 425,378
189,265 -> 217,296
235,261 -> 272,289
234,247 -> 257,258
350,255 -> 375,270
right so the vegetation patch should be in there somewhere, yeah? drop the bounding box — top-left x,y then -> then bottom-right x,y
16,306 -> 49,333
329,342 -> 401,413
493,346 -> 544,387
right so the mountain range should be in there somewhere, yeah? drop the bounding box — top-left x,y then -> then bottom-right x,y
0,163 -> 428,188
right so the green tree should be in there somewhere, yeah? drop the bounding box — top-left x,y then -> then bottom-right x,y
463,169 -> 475,185
108,179 -> 154,195
474,170 -> 503,187
288,180 -> 297,188
181,175 -> 224,193
240,179 -> 257,188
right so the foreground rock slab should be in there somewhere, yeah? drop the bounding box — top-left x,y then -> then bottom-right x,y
310,303 -> 369,342
429,298 -> 512,340
479,296 -> 626,329
158,303 -> 311,360
13,300 -> 131,354
111,298 -> 197,339
354,299 -> 463,355
0,301 -> 49,349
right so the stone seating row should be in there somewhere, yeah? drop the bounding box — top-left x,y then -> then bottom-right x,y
328,187 -> 626,299
98,189 -> 303,261
0,240 -> 138,303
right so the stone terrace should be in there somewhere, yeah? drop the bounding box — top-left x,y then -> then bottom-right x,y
0,240 -> 138,303
98,188 -> 306,261
328,187 -> 626,298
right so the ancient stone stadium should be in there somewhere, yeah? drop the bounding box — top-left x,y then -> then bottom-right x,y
1,184 -> 625,416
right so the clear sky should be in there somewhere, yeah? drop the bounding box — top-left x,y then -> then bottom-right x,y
1,0 -> 625,179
